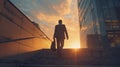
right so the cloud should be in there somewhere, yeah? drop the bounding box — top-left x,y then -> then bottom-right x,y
11,0 -> 71,15
10,0 -> 73,22
37,13 -> 59,24
10,0 -> 80,48
52,0 -> 72,16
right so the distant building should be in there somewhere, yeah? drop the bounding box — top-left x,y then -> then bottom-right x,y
78,0 -> 120,48
0,0 -> 51,58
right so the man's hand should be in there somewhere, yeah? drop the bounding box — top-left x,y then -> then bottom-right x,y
67,37 -> 69,40
53,37 -> 55,41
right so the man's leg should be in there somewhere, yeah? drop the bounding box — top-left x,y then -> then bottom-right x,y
57,39 -> 60,53
61,39 -> 64,49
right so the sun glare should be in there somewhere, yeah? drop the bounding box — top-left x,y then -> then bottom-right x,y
70,42 -> 80,49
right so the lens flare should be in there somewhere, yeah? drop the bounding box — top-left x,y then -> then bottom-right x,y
69,42 -> 80,49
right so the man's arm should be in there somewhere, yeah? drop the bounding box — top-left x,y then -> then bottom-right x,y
53,26 -> 57,39
64,25 -> 69,40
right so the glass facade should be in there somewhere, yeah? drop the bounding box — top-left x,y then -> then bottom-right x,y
78,0 -> 120,48
0,0 -> 51,58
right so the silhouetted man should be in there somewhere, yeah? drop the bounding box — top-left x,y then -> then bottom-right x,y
53,19 -> 69,53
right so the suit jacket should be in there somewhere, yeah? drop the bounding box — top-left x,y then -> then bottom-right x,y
54,24 -> 68,39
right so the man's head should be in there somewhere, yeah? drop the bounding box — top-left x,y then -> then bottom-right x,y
58,19 -> 62,24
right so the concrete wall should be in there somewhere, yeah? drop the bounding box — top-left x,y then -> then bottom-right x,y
0,0 -> 51,58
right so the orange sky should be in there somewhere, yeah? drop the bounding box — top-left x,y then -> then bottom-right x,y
10,0 -> 80,48
37,0 -> 80,48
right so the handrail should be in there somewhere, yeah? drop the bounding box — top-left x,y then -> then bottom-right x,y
0,37 -> 36,44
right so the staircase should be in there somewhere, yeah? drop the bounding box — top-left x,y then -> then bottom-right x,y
0,48 -> 120,67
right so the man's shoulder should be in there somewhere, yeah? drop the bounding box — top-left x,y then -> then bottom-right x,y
56,24 -> 65,28
55,25 -> 59,27
57,24 -> 65,26
62,24 -> 65,27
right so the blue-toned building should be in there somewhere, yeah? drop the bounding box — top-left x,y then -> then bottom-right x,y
78,0 -> 120,48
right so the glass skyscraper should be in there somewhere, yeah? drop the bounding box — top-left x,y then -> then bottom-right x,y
78,0 -> 120,48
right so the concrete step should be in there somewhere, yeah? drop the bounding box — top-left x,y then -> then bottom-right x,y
0,48 -> 120,66
22,49 -> 120,65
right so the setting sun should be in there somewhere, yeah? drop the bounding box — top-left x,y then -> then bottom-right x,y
71,43 -> 80,49
65,42 -> 80,49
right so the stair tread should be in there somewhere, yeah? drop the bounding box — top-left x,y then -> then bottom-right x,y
1,48 -> 120,65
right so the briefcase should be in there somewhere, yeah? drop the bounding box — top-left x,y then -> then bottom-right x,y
50,40 -> 56,51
